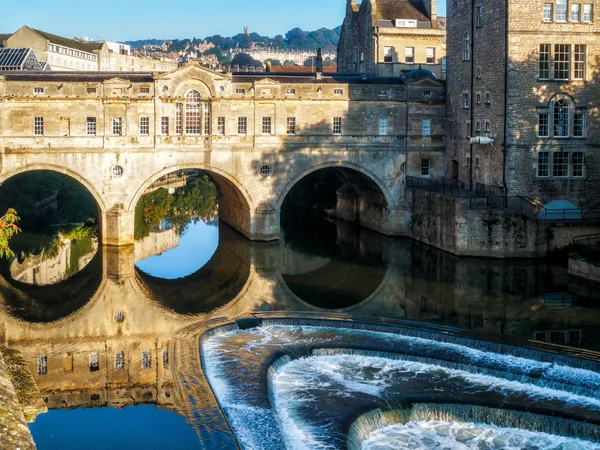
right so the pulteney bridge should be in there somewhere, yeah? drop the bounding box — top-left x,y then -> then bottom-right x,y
0,63 -> 445,244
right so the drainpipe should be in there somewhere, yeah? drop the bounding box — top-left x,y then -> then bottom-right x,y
502,0 -> 510,207
469,0 -> 475,192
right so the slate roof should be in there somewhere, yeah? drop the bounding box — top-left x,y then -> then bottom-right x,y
2,72 -> 155,82
374,0 -> 430,22
0,33 -> 12,45
32,29 -> 98,53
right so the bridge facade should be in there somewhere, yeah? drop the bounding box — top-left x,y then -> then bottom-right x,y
0,64 -> 445,244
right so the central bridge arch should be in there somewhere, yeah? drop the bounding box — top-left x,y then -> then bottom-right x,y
129,164 -> 254,240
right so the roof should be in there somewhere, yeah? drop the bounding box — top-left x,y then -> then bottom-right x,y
0,33 -> 12,44
233,73 -> 405,85
404,66 -> 437,81
269,66 -> 337,73
374,0 -> 429,22
1,72 -> 155,82
32,28 -> 98,54
0,48 -> 32,69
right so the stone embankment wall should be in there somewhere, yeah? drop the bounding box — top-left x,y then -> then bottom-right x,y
411,190 -> 548,258
569,257 -> 600,284
0,351 -> 36,450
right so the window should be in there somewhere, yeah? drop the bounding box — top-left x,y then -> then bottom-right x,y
238,117 -> 247,135
539,44 -> 551,78
554,44 -> 570,79
543,3 -> 554,20
572,152 -> 585,176
485,92 -> 491,105
422,118 -> 431,136
421,159 -> 430,177
162,348 -> 169,369
405,47 -> 415,64
176,104 -> 182,134
140,87 -> 150,94
476,92 -> 482,104
476,6 -> 483,26
262,116 -> 272,134
476,121 -> 481,134
423,90 -> 432,99
204,103 -> 211,135
115,351 -> 125,371
333,117 -> 342,135
34,87 -> 44,94
235,88 -> 246,95
141,350 -> 152,369
442,56 -> 447,73
112,117 -> 122,135
140,117 -> 149,135
286,88 -> 296,95
379,117 -> 388,136
89,351 -> 100,372
383,46 -> 394,63
161,117 -> 169,135
218,117 -> 225,135
556,0 -> 567,21
572,3 -> 581,21
261,89 -> 272,96
538,113 -> 549,137
574,112 -> 585,137
86,117 -> 96,136
466,121 -> 472,137
574,44 -> 586,79
185,90 -> 201,134
553,152 -> 569,176
334,88 -> 344,96
554,99 -> 570,137
583,4 -> 593,21
34,117 -> 44,135
287,117 -> 296,135
464,33 -> 470,60
476,67 -> 482,79
379,90 -> 388,97
426,47 -> 435,64
463,93 -> 470,108
538,152 -> 550,177
485,121 -> 491,133
37,355 -> 48,376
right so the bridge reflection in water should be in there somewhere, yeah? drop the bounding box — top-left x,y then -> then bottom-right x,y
0,220 -> 599,446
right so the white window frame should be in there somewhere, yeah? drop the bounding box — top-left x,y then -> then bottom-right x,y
86,117 -> 97,136
287,117 -> 296,135
379,117 -> 388,136
112,117 -> 123,136
34,117 -> 44,136
543,3 -> 554,21
383,46 -> 394,63
139,117 -> 149,136
238,117 -> 247,135
333,117 -> 342,135
421,159 -> 431,177
405,47 -> 415,64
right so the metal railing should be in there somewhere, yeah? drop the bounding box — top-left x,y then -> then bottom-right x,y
406,176 -> 472,199
573,233 -> 600,248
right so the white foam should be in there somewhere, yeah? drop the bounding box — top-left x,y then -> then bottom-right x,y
362,421 -> 600,450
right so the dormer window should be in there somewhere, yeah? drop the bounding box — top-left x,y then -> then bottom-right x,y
34,87 -> 44,94
140,87 -> 150,94
394,19 -> 417,28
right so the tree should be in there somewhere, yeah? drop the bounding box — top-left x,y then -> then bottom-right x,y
0,209 -> 20,258
231,53 -> 263,68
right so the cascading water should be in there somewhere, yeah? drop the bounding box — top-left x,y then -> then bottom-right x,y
201,321 -> 600,449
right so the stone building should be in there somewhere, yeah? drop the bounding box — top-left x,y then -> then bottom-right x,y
4,26 -> 177,72
0,63 -> 445,244
446,0 -> 600,213
338,0 -> 446,79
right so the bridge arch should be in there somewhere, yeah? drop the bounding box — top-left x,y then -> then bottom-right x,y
277,162 -> 394,235
0,164 -> 108,215
128,163 -> 254,239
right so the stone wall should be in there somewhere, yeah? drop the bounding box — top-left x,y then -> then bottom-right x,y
0,352 -> 35,450
412,190 -> 548,258
569,257 -> 600,284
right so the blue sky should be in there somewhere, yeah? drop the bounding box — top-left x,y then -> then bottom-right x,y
1,0 -> 447,42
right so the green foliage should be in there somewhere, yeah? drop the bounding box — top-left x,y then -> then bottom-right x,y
265,58 -> 282,67
231,53 -> 263,68
134,174 -> 218,240
0,209 -> 21,259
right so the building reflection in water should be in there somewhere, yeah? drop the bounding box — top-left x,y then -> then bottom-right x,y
0,218 -> 598,427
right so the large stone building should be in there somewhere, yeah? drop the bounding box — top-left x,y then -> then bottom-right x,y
338,0 -> 446,79
4,26 -> 177,72
446,0 -> 600,214
0,63 -> 445,245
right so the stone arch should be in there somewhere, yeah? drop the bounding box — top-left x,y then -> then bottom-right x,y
128,163 -> 254,239
173,79 -> 213,99
0,164 -> 107,215
277,162 -> 394,236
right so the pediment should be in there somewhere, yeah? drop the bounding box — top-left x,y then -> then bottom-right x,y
408,77 -> 443,87
253,78 -> 280,86
103,77 -> 131,85
156,62 -> 231,82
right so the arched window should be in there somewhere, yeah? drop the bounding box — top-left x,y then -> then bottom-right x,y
464,33 -> 470,61
185,90 -> 202,135
553,99 -> 570,137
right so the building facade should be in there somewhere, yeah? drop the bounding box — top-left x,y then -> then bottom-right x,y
4,26 -> 177,72
338,0 -> 446,79
446,0 -> 600,212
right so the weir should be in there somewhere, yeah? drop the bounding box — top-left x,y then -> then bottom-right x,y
197,316 -> 600,449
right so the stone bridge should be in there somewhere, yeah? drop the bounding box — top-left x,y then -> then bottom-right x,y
0,64 -> 447,244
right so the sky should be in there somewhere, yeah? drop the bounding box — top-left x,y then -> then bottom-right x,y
1,0 -> 447,42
